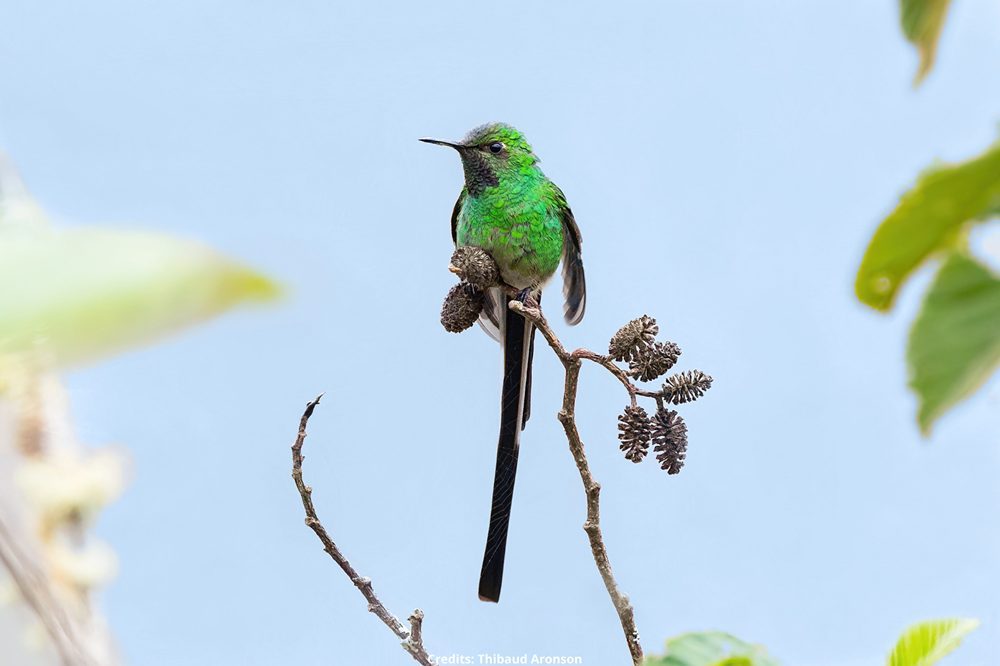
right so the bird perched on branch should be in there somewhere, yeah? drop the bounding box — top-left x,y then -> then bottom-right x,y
421,123 -> 586,602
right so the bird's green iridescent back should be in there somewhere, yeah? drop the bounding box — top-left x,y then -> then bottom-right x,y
455,165 -> 565,290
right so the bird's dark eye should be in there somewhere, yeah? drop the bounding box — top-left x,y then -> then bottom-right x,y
488,142 -> 503,154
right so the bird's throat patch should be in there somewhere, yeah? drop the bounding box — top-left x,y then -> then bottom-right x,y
461,151 -> 499,195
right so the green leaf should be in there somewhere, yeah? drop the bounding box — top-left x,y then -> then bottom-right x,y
855,139 -> 1000,311
644,631 -> 780,666
0,227 -> 279,367
908,253 -> 1000,433
899,0 -> 953,84
887,618 -> 978,666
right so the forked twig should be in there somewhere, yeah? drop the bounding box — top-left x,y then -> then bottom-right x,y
291,395 -> 432,665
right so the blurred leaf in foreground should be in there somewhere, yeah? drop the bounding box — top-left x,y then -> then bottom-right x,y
887,618 -> 978,666
908,253 -> 1000,433
644,631 -> 780,666
0,153 -> 279,368
0,227 -> 278,367
855,139 -> 1000,311
899,0 -> 953,84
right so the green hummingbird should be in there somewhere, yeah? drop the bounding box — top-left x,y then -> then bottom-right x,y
421,123 -> 586,602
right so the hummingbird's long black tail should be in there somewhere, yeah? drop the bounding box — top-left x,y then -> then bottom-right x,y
478,303 -> 533,603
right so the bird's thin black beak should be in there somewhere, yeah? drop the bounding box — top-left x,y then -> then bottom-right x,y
419,138 -> 467,150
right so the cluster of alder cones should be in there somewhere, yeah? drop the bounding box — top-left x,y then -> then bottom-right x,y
609,315 -> 712,474
439,246 -> 712,474
439,247 -> 502,332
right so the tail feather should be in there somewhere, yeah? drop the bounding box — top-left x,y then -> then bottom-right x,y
520,291 -> 540,429
478,304 -> 532,603
521,329 -> 535,429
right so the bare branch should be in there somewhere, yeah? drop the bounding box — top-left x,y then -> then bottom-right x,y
291,395 -> 433,666
511,301 -> 644,665
0,372 -> 120,666
0,516 -> 99,666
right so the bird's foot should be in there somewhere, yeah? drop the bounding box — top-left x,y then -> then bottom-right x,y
516,288 -> 540,310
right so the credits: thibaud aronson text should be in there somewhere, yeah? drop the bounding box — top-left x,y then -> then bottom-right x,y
430,655 -> 583,665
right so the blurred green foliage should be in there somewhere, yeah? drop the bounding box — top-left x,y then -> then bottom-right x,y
856,139 -> 1000,432
646,619 -> 977,666
899,0 -> 953,84
0,154 -> 278,371
888,618 -> 979,666
854,140 -> 1000,432
0,228 -> 278,367
643,631 -> 779,666
908,253 -> 1000,433
855,141 -> 1000,312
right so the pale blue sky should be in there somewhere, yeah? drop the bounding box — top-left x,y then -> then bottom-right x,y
2,1 -> 999,664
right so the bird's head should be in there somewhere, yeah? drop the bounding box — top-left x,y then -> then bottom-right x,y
420,122 -> 539,195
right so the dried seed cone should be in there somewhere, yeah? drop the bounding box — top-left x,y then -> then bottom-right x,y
608,315 -> 659,362
449,246 -> 501,289
617,405 -> 652,463
628,341 -> 681,382
652,408 -> 688,474
662,369 -> 713,405
440,283 -> 484,333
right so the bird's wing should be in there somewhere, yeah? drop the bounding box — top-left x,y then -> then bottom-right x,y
556,189 -> 586,325
450,189 -> 465,244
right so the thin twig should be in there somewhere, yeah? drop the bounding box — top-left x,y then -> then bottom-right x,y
0,373 -> 116,666
291,394 -> 433,665
0,516 -> 98,666
511,301 -> 644,665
